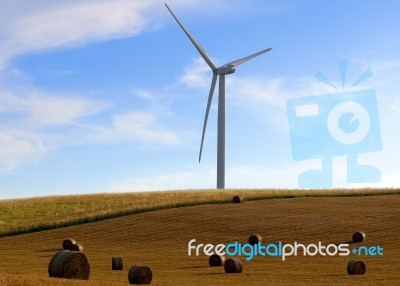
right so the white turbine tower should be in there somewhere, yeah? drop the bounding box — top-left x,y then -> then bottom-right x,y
165,3 -> 272,189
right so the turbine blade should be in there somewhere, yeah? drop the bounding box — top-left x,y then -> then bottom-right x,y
228,47 -> 272,68
165,3 -> 217,71
199,74 -> 218,162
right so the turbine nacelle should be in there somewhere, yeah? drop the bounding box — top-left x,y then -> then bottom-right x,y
216,64 -> 235,75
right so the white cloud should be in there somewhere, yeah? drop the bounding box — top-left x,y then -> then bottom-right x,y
105,154 -> 400,193
0,85 -> 107,127
178,57 -> 211,88
230,74 -> 340,109
0,88 -> 180,173
133,89 -> 156,102
227,164 -> 300,188
113,112 -> 180,145
0,0 -> 153,67
108,166 -> 215,192
0,130 -> 45,173
105,163 -> 318,192
231,77 -> 289,109
391,99 -> 400,111
0,83 -> 109,173
178,57 -> 335,109
0,0 -> 242,68
26,94 -> 105,127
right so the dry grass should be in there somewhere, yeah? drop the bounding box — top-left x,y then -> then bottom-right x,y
0,273 -> 122,286
0,193 -> 399,285
1,188 -> 399,237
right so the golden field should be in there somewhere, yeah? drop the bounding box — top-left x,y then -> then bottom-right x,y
0,189 -> 399,285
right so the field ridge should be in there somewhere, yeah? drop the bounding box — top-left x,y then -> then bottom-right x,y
1,188 -> 399,238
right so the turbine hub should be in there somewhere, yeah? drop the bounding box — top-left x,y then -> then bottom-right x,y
217,64 -> 235,75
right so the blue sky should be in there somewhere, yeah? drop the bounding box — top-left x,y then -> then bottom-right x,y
0,0 -> 399,199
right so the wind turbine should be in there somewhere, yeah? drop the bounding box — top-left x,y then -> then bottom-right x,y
165,3 -> 272,189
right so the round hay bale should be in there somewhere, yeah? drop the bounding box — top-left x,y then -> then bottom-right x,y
62,238 -> 76,250
48,250 -> 90,280
112,257 -> 123,270
209,254 -> 226,267
128,265 -> 153,284
70,243 -> 83,252
347,260 -> 366,275
352,231 -> 366,243
224,258 -> 243,273
232,195 -> 244,204
248,234 -> 262,245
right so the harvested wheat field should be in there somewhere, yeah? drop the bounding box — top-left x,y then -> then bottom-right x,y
0,193 -> 399,285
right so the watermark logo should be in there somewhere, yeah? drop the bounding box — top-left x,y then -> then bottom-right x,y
188,239 -> 384,262
286,59 -> 382,188
351,245 -> 384,256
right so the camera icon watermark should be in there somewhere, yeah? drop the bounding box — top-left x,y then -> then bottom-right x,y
286,59 -> 382,188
